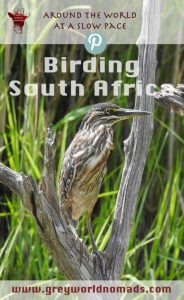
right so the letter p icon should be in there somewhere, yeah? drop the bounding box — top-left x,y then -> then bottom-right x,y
84,33 -> 106,55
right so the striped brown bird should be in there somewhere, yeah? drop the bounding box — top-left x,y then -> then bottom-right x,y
59,103 -> 150,253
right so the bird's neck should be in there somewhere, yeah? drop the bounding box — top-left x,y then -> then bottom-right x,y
80,122 -> 113,136
80,124 -> 114,155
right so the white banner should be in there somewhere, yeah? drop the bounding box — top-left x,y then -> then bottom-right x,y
0,280 -> 184,300
0,0 -> 184,44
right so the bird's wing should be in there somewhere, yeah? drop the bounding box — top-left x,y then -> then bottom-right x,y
59,132 -> 94,206
59,155 -> 76,204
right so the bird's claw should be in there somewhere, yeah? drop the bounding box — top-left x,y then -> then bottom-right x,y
92,250 -> 107,278
74,236 -> 88,266
79,239 -> 86,266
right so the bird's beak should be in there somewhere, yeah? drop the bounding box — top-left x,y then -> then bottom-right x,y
116,108 -> 151,119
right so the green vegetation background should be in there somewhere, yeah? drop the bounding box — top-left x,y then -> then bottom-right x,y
0,44 -> 184,280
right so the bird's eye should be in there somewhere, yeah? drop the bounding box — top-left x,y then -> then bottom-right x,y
106,109 -> 110,115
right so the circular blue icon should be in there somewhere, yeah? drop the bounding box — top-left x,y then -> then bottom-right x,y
84,33 -> 106,55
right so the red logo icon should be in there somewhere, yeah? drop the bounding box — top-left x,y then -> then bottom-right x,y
8,8 -> 30,34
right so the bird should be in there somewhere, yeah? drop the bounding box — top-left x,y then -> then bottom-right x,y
59,102 -> 150,253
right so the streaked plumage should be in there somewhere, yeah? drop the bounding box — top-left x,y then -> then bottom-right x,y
59,103 -> 150,251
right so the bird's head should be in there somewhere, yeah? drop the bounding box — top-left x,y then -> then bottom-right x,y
80,103 -> 151,130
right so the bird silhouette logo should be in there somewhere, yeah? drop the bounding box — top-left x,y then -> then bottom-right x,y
8,8 -> 30,34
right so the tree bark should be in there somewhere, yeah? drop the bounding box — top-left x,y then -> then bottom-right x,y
155,84 -> 184,115
0,126 -> 102,280
104,0 -> 160,279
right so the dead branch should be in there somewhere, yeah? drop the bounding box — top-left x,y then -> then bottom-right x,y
155,84 -> 184,115
0,126 -> 105,280
105,0 -> 160,279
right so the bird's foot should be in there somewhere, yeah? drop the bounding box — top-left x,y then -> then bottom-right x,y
79,238 -> 87,266
73,235 -> 88,266
92,250 -> 107,278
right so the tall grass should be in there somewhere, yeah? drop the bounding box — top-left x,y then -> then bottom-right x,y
0,44 -> 184,280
